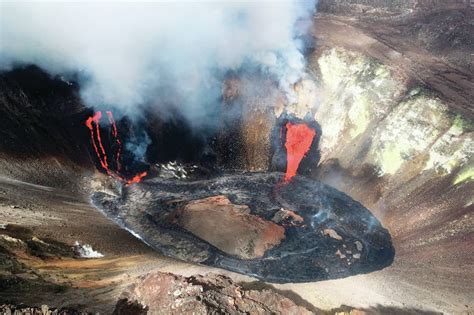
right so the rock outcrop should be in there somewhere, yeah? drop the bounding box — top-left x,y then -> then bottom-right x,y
173,195 -> 285,259
115,272 -> 313,315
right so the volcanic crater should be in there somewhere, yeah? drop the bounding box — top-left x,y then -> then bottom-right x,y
0,1 -> 473,314
92,172 -> 394,283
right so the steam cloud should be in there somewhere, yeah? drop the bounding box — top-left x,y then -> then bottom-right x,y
1,1 -> 315,126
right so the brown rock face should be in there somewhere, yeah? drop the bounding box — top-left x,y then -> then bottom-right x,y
173,195 -> 285,259
116,272 -> 312,315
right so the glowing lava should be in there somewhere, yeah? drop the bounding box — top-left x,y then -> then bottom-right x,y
284,122 -> 316,182
126,171 -> 148,185
85,111 -> 147,185
85,112 -> 109,171
106,111 -> 122,172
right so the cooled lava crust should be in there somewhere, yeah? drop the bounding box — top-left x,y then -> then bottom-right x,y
92,172 -> 394,283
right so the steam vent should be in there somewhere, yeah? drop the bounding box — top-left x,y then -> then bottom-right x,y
0,1 -> 472,314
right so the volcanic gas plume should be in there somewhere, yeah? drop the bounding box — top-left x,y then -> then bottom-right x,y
0,1 -> 315,130
85,111 -> 147,185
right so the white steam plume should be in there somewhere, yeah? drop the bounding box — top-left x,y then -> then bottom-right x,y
0,1 -> 315,126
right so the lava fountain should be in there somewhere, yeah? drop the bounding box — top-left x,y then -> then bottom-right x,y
85,111 -> 147,185
284,122 -> 316,182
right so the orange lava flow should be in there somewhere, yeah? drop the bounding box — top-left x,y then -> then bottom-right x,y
106,111 -> 122,172
85,112 -> 109,171
284,123 -> 316,182
85,111 -> 147,185
126,171 -> 148,185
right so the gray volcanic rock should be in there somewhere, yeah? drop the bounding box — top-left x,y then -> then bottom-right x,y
92,172 -> 394,283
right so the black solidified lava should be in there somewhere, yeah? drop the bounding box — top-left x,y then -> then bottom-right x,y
92,172 -> 395,283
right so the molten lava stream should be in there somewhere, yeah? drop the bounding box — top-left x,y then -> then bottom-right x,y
85,112 -> 109,172
126,171 -> 148,185
284,122 -> 316,182
85,110 -> 147,185
106,111 -> 122,172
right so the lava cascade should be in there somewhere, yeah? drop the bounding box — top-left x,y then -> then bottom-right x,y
284,122 -> 316,182
85,111 -> 147,185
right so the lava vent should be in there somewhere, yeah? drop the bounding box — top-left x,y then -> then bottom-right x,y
92,172 -> 394,283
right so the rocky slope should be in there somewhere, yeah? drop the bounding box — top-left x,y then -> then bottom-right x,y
0,66 -> 91,189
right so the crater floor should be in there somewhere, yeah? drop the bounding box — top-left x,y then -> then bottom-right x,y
92,172 -> 394,283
